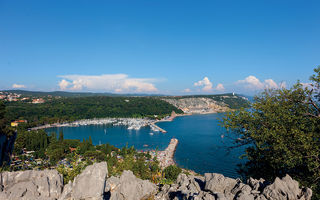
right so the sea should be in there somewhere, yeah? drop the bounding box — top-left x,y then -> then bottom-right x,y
46,113 -> 246,178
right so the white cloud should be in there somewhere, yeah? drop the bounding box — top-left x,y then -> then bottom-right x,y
183,88 -> 191,93
237,75 -> 280,90
237,75 -> 264,89
58,74 -> 158,93
264,79 -> 278,89
58,79 -> 70,90
12,84 -> 26,89
194,77 -> 213,92
215,83 -> 225,91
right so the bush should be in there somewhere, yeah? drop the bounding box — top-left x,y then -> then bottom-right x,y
163,165 -> 182,181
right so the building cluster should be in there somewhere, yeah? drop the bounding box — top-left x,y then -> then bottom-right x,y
0,91 -> 48,103
0,92 -> 23,102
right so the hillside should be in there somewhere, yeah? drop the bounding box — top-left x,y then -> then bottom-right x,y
4,96 -> 183,127
162,94 -> 250,114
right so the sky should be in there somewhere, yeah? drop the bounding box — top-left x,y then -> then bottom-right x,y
0,0 -> 319,95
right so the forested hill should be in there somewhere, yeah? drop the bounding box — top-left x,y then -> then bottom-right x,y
1,90 -> 162,97
4,97 -> 183,127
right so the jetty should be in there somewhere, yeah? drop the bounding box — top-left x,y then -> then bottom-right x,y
149,122 -> 167,133
157,138 -> 178,168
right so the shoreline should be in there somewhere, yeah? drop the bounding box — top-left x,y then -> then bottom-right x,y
31,111 -> 227,133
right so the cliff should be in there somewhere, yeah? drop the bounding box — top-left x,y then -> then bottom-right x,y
0,162 -> 312,200
162,94 -> 249,114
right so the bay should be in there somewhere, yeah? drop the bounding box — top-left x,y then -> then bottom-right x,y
46,113 -> 245,178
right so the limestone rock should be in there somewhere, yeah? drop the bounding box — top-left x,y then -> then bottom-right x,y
0,169 -> 63,200
70,161 -> 108,200
261,174 -> 312,200
155,173 -> 213,200
204,173 -> 237,198
58,181 -> 72,200
107,170 -> 156,200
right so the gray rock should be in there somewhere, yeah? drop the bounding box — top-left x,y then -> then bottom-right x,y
0,169 -> 63,200
58,181 -> 72,200
261,174 -> 312,200
235,193 -> 255,200
108,170 -> 157,200
247,177 -> 266,191
215,193 -> 227,200
155,173 -> 208,200
204,173 -> 237,198
105,176 -> 120,193
71,161 -> 108,200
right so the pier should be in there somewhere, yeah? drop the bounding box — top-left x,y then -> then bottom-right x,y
157,138 -> 178,168
149,122 -> 167,133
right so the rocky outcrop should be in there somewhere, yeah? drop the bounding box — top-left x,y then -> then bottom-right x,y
156,173 -> 312,200
0,162 -> 313,200
155,173 -> 215,200
163,98 -> 230,114
0,169 -> 63,200
59,161 -> 108,200
105,170 -> 157,200
261,175 -> 312,200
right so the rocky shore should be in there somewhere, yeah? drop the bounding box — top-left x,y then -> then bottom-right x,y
0,162 -> 312,200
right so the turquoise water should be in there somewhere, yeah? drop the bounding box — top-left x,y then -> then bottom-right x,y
46,113 -> 245,178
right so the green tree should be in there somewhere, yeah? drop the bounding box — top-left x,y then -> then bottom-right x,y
222,66 -> 320,198
59,131 -> 64,142
163,165 -> 182,181
0,101 -> 6,133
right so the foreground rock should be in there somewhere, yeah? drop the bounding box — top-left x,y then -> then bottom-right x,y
105,170 -> 157,200
59,161 -> 108,200
0,162 -> 313,200
0,169 -> 63,200
156,173 -> 312,200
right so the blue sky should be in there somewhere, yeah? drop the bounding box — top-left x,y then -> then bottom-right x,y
0,0 -> 319,95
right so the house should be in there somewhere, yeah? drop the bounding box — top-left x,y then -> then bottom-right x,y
11,120 -> 27,127
32,98 -> 45,104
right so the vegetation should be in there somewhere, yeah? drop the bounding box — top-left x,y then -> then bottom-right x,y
222,66 -> 320,199
4,96 -> 183,127
9,124 -> 182,185
163,165 -> 182,182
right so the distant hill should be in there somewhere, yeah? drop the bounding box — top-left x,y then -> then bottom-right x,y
1,90 -> 163,97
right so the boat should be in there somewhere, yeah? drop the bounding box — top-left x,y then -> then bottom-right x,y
149,132 -> 154,135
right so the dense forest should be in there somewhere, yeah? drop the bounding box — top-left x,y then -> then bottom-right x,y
4,96 -> 183,127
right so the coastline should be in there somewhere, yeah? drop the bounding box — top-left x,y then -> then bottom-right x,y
31,110 -> 228,133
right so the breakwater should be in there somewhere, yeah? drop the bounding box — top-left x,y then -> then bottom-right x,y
157,138 -> 178,168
